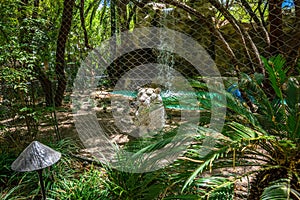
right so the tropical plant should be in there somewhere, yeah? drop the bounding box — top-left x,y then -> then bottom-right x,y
49,165 -> 110,200
0,139 -> 81,199
102,163 -> 167,200
181,55 -> 300,199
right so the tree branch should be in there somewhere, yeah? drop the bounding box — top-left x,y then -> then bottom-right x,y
209,0 -> 264,74
80,0 -> 91,49
134,0 -> 239,66
55,0 -> 76,106
240,0 -> 270,46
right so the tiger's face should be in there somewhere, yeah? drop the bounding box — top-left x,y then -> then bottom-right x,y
133,87 -> 165,137
136,87 -> 163,107
112,87 -> 165,138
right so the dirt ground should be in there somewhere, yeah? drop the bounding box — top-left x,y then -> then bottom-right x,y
1,92 -> 255,199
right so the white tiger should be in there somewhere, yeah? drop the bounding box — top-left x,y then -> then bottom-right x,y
112,87 -> 166,138
134,87 -> 165,136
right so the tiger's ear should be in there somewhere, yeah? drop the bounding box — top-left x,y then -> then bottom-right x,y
137,87 -> 143,93
154,88 -> 161,94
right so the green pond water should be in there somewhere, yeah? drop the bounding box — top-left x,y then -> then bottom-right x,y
110,90 -> 223,110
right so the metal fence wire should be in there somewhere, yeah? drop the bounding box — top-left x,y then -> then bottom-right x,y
0,0 -> 299,140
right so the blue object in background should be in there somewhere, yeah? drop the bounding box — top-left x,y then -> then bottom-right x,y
227,84 -> 244,101
227,84 -> 257,104
282,0 -> 295,9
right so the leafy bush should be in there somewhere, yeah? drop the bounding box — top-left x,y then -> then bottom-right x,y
0,139 -> 82,199
181,55 -> 300,199
49,166 -> 109,200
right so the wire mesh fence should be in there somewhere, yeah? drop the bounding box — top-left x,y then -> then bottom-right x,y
0,0 -> 299,142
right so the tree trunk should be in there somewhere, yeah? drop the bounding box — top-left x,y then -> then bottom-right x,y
18,0 -> 29,46
240,0 -> 270,46
80,0 -> 91,49
268,0 -> 284,56
209,0 -> 264,74
35,66 -> 54,106
110,0 -> 117,36
286,0 -> 300,75
54,0 -> 75,106
296,0 -> 300,25
107,0 -> 118,85
159,0 -> 240,70
117,0 -> 130,32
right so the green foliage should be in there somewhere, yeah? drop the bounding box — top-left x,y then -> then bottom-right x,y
261,178 -> 300,200
262,55 -> 289,98
103,163 -> 166,199
1,0 -> 300,199
1,139 -> 171,199
1,67 -> 34,91
177,55 -> 300,199
194,176 -> 234,200
0,185 -> 23,200
49,166 -> 110,200
0,139 -> 81,199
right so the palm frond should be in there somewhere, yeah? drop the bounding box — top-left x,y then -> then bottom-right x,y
181,56 -> 299,199
261,178 -> 300,200
194,176 -> 234,200
261,55 -> 289,98
225,90 -> 260,127
163,194 -> 201,200
240,73 -> 276,127
225,122 -> 260,140
182,144 -> 231,192
286,77 -> 300,139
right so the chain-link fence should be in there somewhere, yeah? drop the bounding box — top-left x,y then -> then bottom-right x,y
1,0 -> 299,143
